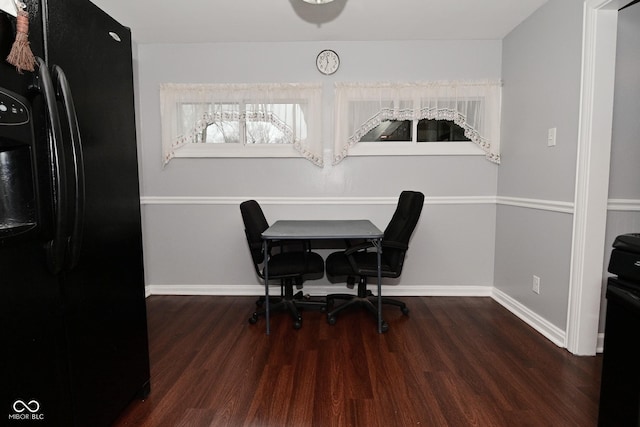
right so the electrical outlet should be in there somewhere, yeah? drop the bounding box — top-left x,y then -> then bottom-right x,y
532,275 -> 541,294
547,127 -> 557,147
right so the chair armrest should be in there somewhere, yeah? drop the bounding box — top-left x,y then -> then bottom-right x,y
250,240 -> 267,253
343,240 -> 408,255
382,240 -> 408,251
344,241 -> 375,256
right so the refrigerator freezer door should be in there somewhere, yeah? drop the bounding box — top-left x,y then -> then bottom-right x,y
0,85 -> 73,426
1,238 -> 73,425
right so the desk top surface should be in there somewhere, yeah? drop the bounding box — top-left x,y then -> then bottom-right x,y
262,219 -> 383,240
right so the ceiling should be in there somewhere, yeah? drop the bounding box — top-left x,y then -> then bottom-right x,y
89,0 -> 549,44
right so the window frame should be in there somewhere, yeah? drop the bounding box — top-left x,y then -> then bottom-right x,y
347,140 -> 485,157
175,100 -> 306,158
333,81 -> 502,164
160,83 -> 323,166
172,141 -> 302,159
348,117 -> 485,157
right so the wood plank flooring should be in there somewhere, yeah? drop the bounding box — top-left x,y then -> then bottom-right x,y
113,296 -> 602,427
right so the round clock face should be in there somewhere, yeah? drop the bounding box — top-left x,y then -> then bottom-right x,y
316,49 -> 339,75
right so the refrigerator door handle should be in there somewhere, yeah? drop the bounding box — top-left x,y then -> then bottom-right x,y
52,65 -> 85,271
31,57 -> 68,274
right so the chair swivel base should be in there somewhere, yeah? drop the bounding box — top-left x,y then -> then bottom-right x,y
255,295 -> 282,307
326,279 -> 410,332
326,291 -> 390,333
249,291 -> 326,329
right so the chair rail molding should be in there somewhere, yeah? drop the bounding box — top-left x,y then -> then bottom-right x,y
140,195 -> 496,206
142,195 -> 577,215
496,196 -> 574,214
608,199 -> 640,211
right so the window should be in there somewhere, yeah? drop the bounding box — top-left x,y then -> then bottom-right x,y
160,83 -> 323,166
179,102 -> 307,145
333,81 -> 502,164
179,102 -> 241,144
360,118 -> 472,143
361,120 -> 412,142
160,80 -> 501,168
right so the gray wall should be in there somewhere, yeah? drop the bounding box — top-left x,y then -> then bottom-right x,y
608,3 -> 640,202
602,2 -> 640,329
130,0 -> 638,349
495,0 -> 585,330
136,40 -> 501,293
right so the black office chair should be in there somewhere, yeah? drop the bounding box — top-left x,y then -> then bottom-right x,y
240,200 -> 325,329
325,191 -> 425,332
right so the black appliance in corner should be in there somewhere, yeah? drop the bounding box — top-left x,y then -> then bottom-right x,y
598,233 -> 640,426
0,1 -> 150,426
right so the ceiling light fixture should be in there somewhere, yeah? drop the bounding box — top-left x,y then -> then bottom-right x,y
302,0 -> 336,4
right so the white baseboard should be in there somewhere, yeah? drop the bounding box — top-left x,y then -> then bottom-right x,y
596,333 -> 604,353
146,284 -> 494,297
146,283 -> 570,346
147,284 -> 263,296
491,287 -> 566,348
144,284 -> 605,353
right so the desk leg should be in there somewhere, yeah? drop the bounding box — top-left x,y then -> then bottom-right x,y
263,239 -> 270,335
376,237 -> 384,333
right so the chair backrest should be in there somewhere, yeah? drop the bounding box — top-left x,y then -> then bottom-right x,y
240,200 -> 269,267
382,191 -> 425,274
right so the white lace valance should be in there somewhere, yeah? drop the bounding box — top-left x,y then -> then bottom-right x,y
333,80 -> 502,164
160,82 -> 324,166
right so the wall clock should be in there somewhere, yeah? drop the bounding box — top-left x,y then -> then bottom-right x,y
316,49 -> 340,75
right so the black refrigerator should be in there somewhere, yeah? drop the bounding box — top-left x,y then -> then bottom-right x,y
0,0 -> 150,426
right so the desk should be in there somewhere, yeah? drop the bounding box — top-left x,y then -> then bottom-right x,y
261,220 -> 384,334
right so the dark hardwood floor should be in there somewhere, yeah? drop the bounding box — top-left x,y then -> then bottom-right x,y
113,295 -> 602,427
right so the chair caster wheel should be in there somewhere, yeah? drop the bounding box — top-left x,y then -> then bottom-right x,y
401,306 -> 410,315
327,315 -> 337,325
381,321 -> 389,333
294,320 -> 302,330
249,314 -> 258,324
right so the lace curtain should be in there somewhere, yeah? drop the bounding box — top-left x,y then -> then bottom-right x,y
160,83 -> 324,166
333,80 -> 502,164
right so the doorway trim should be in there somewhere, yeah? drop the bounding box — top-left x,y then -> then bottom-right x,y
566,0 -> 627,355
